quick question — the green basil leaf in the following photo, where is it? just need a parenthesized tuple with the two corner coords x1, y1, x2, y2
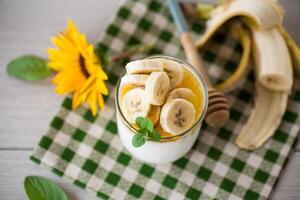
(132, 133, 147, 147)
(24, 176, 68, 200)
(148, 129, 161, 141)
(135, 117, 153, 132)
(7, 55, 51, 81)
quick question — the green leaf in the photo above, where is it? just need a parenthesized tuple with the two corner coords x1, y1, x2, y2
(95, 47, 109, 70)
(135, 117, 153, 132)
(132, 133, 147, 147)
(148, 128, 161, 141)
(7, 55, 51, 81)
(24, 176, 68, 200)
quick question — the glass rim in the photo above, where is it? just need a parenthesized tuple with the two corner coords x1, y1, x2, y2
(115, 55, 209, 142)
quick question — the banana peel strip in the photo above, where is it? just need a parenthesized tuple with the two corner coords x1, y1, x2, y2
(215, 21, 251, 92)
(235, 84, 289, 150)
(279, 26, 300, 75)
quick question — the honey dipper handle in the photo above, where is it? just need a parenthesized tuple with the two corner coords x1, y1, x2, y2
(167, 0, 229, 127)
(180, 32, 212, 88)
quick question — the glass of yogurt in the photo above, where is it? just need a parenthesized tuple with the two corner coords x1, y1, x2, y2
(115, 55, 208, 165)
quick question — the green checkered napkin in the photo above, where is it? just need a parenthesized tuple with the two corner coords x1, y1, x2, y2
(31, 0, 300, 199)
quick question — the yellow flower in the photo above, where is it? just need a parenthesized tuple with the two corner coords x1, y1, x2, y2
(48, 19, 108, 116)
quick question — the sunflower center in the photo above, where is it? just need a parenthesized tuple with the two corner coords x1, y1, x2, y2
(79, 54, 90, 78)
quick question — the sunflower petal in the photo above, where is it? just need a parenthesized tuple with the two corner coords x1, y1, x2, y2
(97, 93, 105, 110)
(88, 91, 98, 116)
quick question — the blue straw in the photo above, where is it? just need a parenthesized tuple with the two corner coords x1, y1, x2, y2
(166, 0, 188, 34)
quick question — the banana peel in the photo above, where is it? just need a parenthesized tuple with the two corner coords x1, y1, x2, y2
(279, 26, 300, 75)
(215, 21, 251, 92)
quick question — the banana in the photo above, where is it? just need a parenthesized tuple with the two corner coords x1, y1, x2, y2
(148, 58, 184, 88)
(196, 0, 283, 47)
(147, 105, 161, 124)
(235, 84, 289, 150)
(191, 0, 294, 150)
(167, 88, 196, 103)
(252, 27, 293, 91)
(121, 87, 151, 124)
(162, 59, 184, 88)
(160, 99, 196, 135)
(145, 72, 171, 105)
(120, 74, 148, 89)
(125, 59, 163, 74)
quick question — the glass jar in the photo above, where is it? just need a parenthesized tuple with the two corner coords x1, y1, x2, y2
(115, 55, 208, 164)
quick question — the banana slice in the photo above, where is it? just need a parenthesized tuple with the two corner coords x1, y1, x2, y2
(160, 99, 196, 135)
(121, 87, 151, 123)
(147, 106, 161, 124)
(120, 74, 149, 89)
(145, 72, 170, 105)
(167, 88, 196, 103)
(162, 59, 184, 88)
(125, 59, 163, 74)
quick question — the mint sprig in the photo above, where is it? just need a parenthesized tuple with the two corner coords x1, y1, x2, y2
(24, 176, 68, 200)
(132, 117, 161, 147)
(7, 55, 51, 81)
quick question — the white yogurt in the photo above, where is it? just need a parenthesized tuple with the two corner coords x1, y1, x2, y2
(116, 112, 201, 164)
(115, 55, 208, 165)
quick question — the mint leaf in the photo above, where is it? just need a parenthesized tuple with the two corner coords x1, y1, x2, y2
(95, 45, 109, 70)
(148, 128, 161, 141)
(7, 55, 51, 81)
(24, 176, 68, 200)
(132, 133, 147, 147)
(135, 117, 153, 132)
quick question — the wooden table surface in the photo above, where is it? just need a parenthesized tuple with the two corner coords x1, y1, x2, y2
(0, 0, 299, 199)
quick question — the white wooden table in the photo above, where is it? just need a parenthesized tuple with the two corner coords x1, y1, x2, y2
(0, 0, 299, 199)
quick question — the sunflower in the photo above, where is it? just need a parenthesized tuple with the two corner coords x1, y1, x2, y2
(48, 19, 108, 116)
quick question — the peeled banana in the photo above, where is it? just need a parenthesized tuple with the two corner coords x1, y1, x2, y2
(252, 27, 293, 91)
(235, 84, 289, 150)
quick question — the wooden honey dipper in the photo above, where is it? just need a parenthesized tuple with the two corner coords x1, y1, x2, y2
(167, 0, 230, 127)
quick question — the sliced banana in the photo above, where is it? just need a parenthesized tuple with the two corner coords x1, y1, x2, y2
(121, 87, 151, 123)
(167, 88, 196, 103)
(147, 106, 161, 124)
(162, 59, 184, 88)
(125, 59, 163, 74)
(120, 74, 148, 89)
(145, 72, 170, 105)
(160, 99, 196, 135)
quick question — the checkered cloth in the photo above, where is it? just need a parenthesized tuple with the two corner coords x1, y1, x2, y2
(31, 0, 300, 199)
